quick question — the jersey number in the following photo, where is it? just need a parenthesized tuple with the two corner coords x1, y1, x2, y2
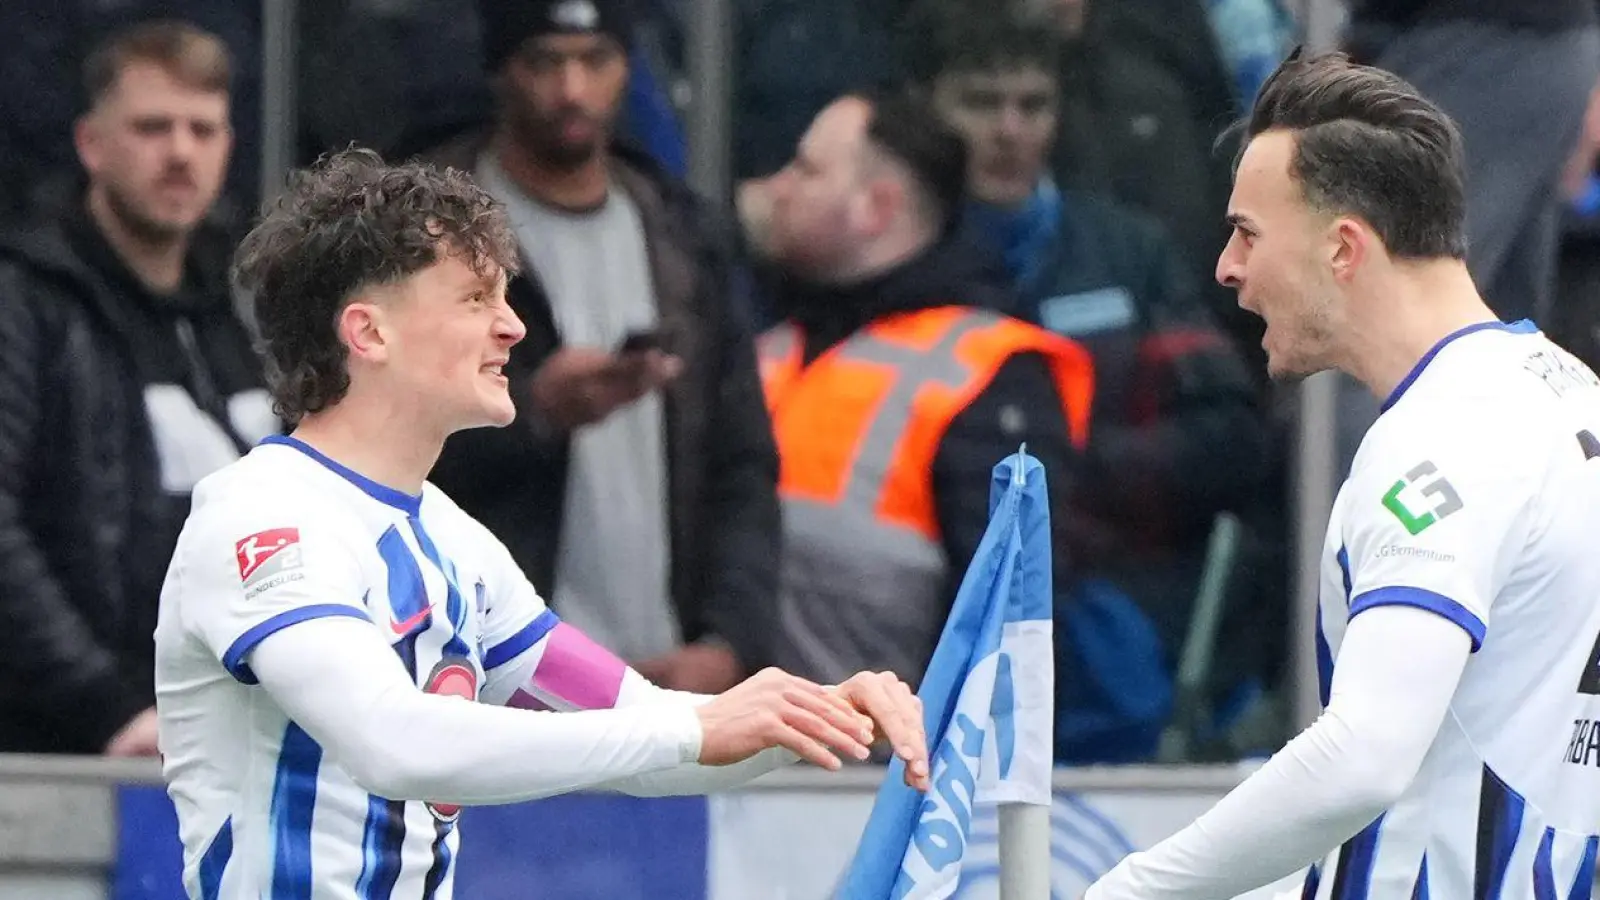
(1576, 431, 1600, 694)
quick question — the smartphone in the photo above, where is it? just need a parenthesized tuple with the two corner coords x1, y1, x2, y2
(616, 329, 663, 355)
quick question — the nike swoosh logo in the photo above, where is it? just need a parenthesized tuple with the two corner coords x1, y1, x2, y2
(390, 608, 432, 636)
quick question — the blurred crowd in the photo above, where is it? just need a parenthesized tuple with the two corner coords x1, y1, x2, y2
(2, 0, 1597, 766)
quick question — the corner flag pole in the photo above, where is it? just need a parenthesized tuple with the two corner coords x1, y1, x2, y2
(999, 802, 1052, 898)
(998, 455, 1050, 899)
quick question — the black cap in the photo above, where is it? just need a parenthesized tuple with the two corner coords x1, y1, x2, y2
(478, 0, 634, 72)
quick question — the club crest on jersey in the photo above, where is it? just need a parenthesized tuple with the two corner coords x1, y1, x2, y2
(235, 528, 305, 598)
(422, 655, 480, 822)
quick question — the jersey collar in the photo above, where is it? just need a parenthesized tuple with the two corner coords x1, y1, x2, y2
(1381, 319, 1538, 413)
(260, 434, 423, 517)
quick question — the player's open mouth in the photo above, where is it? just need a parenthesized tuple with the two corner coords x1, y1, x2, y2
(482, 362, 507, 383)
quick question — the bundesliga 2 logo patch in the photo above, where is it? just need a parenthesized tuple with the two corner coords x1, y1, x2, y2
(235, 527, 305, 599)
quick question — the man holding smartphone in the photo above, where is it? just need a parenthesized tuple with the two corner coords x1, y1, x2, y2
(424, 0, 779, 695)
(526, 328, 680, 429)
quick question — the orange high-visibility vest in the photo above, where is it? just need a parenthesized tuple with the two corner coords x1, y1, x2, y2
(757, 305, 1093, 686)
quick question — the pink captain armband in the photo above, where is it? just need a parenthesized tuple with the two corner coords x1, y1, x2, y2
(508, 622, 629, 712)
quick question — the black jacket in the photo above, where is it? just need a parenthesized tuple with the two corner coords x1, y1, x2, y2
(422, 137, 782, 673)
(767, 235, 1082, 609)
(0, 205, 264, 754)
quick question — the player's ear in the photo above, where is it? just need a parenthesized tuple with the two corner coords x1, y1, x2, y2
(1328, 216, 1368, 284)
(338, 297, 391, 364)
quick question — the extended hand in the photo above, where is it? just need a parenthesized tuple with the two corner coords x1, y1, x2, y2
(696, 668, 876, 770)
(835, 671, 930, 791)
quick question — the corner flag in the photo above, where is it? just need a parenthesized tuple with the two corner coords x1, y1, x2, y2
(836, 448, 1055, 900)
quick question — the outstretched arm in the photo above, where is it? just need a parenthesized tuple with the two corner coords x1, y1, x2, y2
(483, 614, 925, 796)
(251, 616, 704, 805)
(1084, 604, 1469, 899)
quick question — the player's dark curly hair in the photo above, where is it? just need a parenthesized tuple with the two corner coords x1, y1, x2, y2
(1241, 49, 1467, 260)
(232, 147, 521, 424)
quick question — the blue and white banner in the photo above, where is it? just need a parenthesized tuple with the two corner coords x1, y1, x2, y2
(705, 789, 1304, 900)
(836, 450, 1055, 900)
(111, 780, 1305, 899)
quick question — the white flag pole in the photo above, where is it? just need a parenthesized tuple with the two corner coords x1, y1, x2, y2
(998, 449, 1051, 898)
(998, 803, 1052, 898)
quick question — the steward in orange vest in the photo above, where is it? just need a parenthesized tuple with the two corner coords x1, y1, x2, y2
(758, 300, 1093, 688)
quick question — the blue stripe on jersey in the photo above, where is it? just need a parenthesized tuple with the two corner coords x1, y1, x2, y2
(1475, 766, 1526, 900)
(354, 795, 406, 900)
(1536, 828, 1559, 900)
(1572, 837, 1598, 900)
(1302, 864, 1321, 899)
(406, 518, 471, 660)
(1329, 814, 1384, 899)
(1412, 854, 1429, 900)
(484, 609, 561, 670)
(1349, 586, 1486, 652)
(421, 819, 456, 899)
(224, 605, 370, 684)
(378, 525, 432, 632)
(1315, 616, 1334, 709)
(1319, 545, 1353, 708)
(1536, 829, 1600, 900)
(197, 816, 233, 900)
(269, 723, 323, 900)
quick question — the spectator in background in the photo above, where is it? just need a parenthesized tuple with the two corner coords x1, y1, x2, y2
(296, 0, 688, 179)
(0, 20, 274, 755)
(422, 0, 780, 694)
(738, 91, 1092, 690)
(906, 0, 1275, 761)
(1346, 0, 1600, 328)
(0, 0, 263, 224)
(1024, 0, 1260, 376)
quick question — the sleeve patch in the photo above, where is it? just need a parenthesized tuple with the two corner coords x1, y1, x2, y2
(235, 528, 305, 598)
(1379, 461, 1464, 535)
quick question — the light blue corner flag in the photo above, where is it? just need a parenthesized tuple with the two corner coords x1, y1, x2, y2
(836, 448, 1055, 900)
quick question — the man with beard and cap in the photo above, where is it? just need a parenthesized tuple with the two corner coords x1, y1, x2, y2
(423, 0, 780, 695)
(737, 89, 1092, 690)
(0, 19, 275, 756)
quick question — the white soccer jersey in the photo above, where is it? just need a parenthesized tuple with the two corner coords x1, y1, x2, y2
(154, 435, 573, 900)
(1306, 320, 1600, 899)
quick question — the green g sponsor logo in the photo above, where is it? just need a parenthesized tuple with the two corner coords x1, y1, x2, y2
(1380, 461, 1463, 535)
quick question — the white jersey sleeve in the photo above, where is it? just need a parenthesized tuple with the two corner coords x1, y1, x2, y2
(467, 522, 796, 794)
(1082, 605, 1471, 900)
(175, 496, 371, 684)
(1338, 397, 1538, 650)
